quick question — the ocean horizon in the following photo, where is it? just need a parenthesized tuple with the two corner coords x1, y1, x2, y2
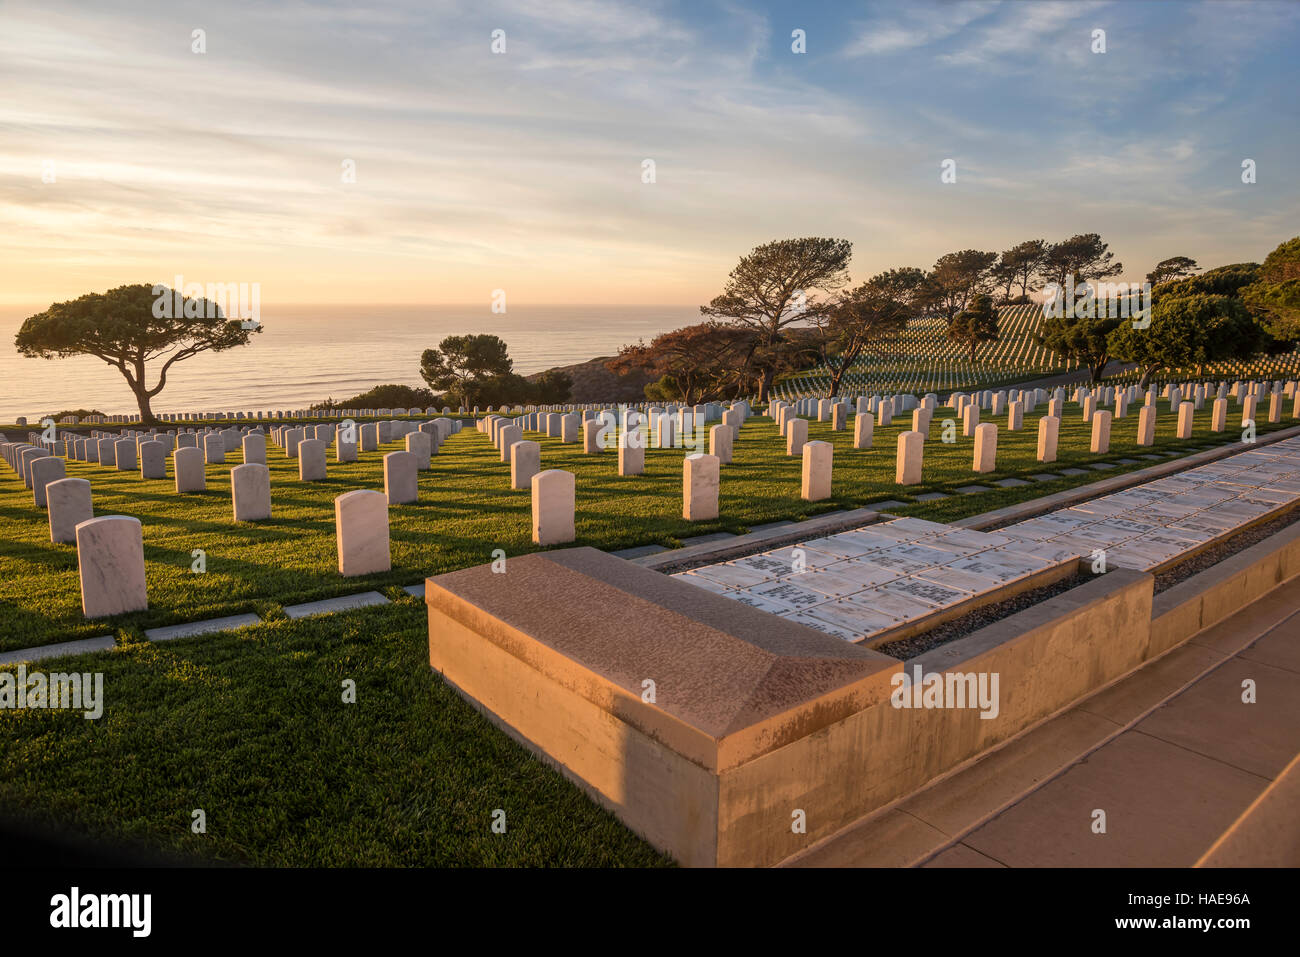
(0, 303, 698, 418)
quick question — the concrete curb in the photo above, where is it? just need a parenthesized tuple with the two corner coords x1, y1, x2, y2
(0, 635, 117, 666)
(0, 585, 426, 666)
(283, 591, 390, 619)
(1197, 750, 1300, 867)
(145, 613, 262, 642)
(1149, 514, 1300, 657)
(633, 506, 881, 572)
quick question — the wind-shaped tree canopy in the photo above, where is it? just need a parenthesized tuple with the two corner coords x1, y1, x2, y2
(16, 283, 260, 424)
(700, 237, 852, 401)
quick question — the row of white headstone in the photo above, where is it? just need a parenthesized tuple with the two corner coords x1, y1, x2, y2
(769, 373, 1297, 407)
(0, 416, 475, 619)
(10, 380, 1292, 427)
(2, 439, 136, 618)
(8, 376, 1298, 620)
(470, 401, 765, 543)
(766, 379, 1300, 485)
(10, 399, 738, 428)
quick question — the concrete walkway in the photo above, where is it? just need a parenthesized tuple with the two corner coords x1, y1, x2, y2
(784, 576, 1300, 867)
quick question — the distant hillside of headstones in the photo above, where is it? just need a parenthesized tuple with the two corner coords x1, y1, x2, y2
(778, 304, 1068, 400)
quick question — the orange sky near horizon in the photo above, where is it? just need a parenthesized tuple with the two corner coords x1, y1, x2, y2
(2, 1, 1297, 312)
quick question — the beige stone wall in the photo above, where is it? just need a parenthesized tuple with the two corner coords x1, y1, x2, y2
(427, 533, 1298, 866)
(1149, 519, 1300, 657)
(715, 570, 1152, 867)
(428, 606, 721, 867)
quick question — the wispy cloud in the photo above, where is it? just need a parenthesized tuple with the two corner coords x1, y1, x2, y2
(0, 0, 1295, 307)
(842, 1, 1001, 56)
(936, 1, 1107, 68)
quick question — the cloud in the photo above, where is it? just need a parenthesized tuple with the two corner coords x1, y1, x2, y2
(936, 1, 1108, 68)
(0, 0, 1295, 306)
(842, 1, 1001, 56)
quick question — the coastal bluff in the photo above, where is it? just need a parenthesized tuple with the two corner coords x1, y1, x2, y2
(527, 356, 653, 404)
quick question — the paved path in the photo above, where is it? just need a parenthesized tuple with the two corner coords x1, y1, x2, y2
(783, 578, 1300, 867)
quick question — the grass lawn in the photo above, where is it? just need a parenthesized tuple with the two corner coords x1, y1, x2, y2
(3, 399, 1294, 653)
(0, 398, 1294, 867)
(0, 602, 671, 865)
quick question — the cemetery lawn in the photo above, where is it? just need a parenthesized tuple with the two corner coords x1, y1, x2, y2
(0, 602, 672, 865)
(0, 402, 1292, 866)
(2, 399, 1293, 654)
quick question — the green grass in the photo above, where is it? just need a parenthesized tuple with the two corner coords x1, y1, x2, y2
(0, 602, 671, 866)
(2, 401, 1296, 867)
(3, 401, 1295, 653)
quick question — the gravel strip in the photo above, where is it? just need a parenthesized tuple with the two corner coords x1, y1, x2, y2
(876, 573, 1086, 660)
(1152, 502, 1300, 593)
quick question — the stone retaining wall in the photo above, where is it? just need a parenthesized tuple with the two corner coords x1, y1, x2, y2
(1149, 520, 1300, 658)
(427, 549, 1162, 865)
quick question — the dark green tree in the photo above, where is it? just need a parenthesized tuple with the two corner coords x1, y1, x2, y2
(946, 292, 999, 362)
(1154, 262, 1259, 300)
(15, 283, 261, 426)
(811, 274, 912, 397)
(529, 369, 573, 404)
(608, 323, 754, 405)
(990, 256, 1018, 303)
(1034, 313, 1122, 382)
(1243, 237, 1300, 341)
(929, 249, 998, 320)
(1041, 233, 1123, 289)
(1145, 256, 1200, 287)
(1000, 239, 1050, 299)
(644, 374, 682, 403)
(419, 334, 513, 409)
(865, 266, 940, 315)
(474, 372, 534, 408)
(1108, 293, 1266, 388)
(321, 383, 437, 410)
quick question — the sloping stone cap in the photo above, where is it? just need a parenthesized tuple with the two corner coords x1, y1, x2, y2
(426, 547, 897, 762)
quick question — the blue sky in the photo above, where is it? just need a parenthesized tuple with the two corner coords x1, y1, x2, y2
(0, 0, 1296, 306)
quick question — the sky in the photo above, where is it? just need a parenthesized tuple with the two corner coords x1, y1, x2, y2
(0, 0, 1297, 309)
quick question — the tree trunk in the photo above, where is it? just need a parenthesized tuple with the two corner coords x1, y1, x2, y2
(828, 367, 844, 399)
(757, 366, 775, 403)
(1138, 367, 1153, 390)
(1090, 357, 1108, 382)
(133, 385, 158, 426)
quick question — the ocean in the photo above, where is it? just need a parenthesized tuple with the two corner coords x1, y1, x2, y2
(0, 303, 698, 419)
